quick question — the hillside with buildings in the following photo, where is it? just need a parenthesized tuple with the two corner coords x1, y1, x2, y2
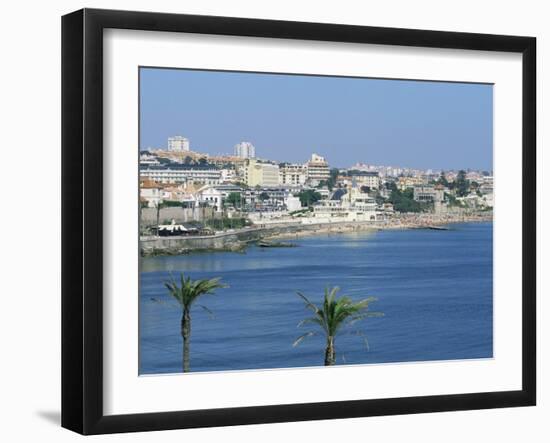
(139, 136, 493, 243)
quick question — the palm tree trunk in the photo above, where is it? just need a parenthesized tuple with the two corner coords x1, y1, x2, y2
(156, 202, 161, 236)
(181, 309, 191, 372)
(324, 336, 336, 366)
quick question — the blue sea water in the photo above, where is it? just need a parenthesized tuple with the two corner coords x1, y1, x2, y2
(139, 222, 493, 374)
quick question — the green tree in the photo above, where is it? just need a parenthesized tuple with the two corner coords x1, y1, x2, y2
(225, 192, 242, 208)
(205, 217, 247, 230)
(155, 200, 164, 235)
(372, 189, 386, 206)
(234, 181, 249, 189)
(259, 192, 270, 201)
(164, 274, 227, 372)
(293, 287, 383, 366)
(161, 200, 184, 208)
(298, 189, 322, 207)
(455, 170, 470, 197)
(438, 172, 449, 187)
(360, 185, 371, 194)
(318, 169, 340, 191)
(327, 168, 339, 191)
(385, 181, 397, 192)
(445, 192, 464, 208)
(388, 188, 425, 213)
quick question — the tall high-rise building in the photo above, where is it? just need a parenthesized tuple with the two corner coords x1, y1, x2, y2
(234, 141, 256, 159)
(167, 136, 190, 152)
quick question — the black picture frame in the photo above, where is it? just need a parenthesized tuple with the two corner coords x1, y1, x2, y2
(61, 8, 536, 435)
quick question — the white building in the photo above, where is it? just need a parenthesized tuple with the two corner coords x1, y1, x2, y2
(338, 172, 380, 190)
(279, 163, 307, 186)
(220, 168, 237, 183)
(285, 195, 302, 212)
(305, 153, 330, 185)
(167, 136, 190, 152)
(413, 185, 445, 203)
(234, 141, 256, 159)
(317, 187, 331, 199)
(139, 153, 160, 166)
(313, 185, 378, 221)
(140, 181, 161, 208)
(197, 185, 224, 212)
(243, 187, 301, 211)
(140, 166, 221, 185)
(479, 176, 494, 195)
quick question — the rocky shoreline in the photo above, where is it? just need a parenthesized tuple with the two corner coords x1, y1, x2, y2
(380, 212, 492, 229)
(264, 212, 492, 241)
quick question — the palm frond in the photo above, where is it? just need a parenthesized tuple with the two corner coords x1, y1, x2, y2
(296, 291, 319, 314)
(164, 278, 184, 305)
(297, 316, 325, 329)
(347, 313, 369, 326)
(163, 273, 227, 310)
(295, 286, 382, 350)
(197, 304, 215, 318)
(150, 296, 179, 307)
(352, 330, 370, 350)
(365, 311, 384, 318)
(292, 331, 316, 347)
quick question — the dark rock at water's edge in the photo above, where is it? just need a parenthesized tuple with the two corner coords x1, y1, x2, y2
(257, 240, 297, 248)
(141, 241, 247, 257)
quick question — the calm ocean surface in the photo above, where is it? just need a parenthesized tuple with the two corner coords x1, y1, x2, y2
(139, 222, 493, 374)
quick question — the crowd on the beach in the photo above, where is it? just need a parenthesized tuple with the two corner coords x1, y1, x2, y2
(380, 212, 493, 229)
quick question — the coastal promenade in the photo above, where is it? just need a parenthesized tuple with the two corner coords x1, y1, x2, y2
(140, 220, 373, 256)
(140, 211, 492, 256)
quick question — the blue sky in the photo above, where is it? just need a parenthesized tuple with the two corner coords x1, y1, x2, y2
(140, 68, 493, 170)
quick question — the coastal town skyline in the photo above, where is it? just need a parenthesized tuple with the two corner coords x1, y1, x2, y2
(139, 67, 493, 171)
(142, 136, 493, 176)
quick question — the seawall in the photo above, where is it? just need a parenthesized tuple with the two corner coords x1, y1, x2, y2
(140, 221, 377, 256)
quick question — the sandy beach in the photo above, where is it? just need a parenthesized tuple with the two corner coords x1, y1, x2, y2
(263, 212, 493, 241)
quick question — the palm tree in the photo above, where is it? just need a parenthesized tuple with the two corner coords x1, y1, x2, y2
(293, 286, 383, 366)
(164, 274, 227, 372)
(155, 199, 164, 236)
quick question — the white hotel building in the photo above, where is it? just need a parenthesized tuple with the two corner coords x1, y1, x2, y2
(140, 166, 222, 185)
(305, 153, 330, 185)
(279, 163, 307, 186)
(313, 186, 378, 221)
